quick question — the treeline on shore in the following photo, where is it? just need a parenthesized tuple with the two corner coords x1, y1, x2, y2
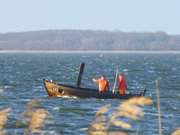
(0, 30, 180, 50)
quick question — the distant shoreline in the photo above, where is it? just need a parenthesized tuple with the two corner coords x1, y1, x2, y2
(1, 30, 180, 51)
(1, 50, 180, 54)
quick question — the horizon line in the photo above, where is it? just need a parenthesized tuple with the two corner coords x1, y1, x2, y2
(0, 29, 179, 36)
(1, 50, 180, 54)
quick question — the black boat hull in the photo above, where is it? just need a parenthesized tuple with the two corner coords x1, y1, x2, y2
(43, 79, 146, 99)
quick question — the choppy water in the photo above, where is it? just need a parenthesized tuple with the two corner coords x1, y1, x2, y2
(0, 52, 180, 135)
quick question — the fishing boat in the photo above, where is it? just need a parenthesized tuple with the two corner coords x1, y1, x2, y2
(43, 79, 146, 99)
(43, 63, 146, 99)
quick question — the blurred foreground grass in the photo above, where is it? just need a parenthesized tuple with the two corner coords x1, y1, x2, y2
(87, 97, 152, 135)
(0, 97, 179, 135)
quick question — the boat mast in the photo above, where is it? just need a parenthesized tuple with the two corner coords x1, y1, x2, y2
(77, 62, 85, 88)
(112, 69, 118, 94)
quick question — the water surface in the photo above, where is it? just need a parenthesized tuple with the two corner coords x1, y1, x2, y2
(0, 52, 179, 135)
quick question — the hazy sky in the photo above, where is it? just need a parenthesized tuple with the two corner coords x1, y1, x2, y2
(0, 0, 179, 34)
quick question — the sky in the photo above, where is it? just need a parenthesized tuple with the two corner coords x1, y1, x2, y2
(0, 0, 179, 34)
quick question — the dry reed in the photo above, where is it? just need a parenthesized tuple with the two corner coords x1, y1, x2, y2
(22, 100, 49, 135)
(171, 128, 180, 135)
(96, 104, 111, 116)
(156, 80, 163, 135)
(110, 97, 152, 129)
(108, 131, 128, 135)
(0, 108, 11, 135)
(22, 99, 40, 122)
(27, 109, 49, 133)
(88, 96, 153, 135)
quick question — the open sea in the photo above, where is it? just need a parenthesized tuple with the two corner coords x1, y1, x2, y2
(0, 52, 179, 135)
